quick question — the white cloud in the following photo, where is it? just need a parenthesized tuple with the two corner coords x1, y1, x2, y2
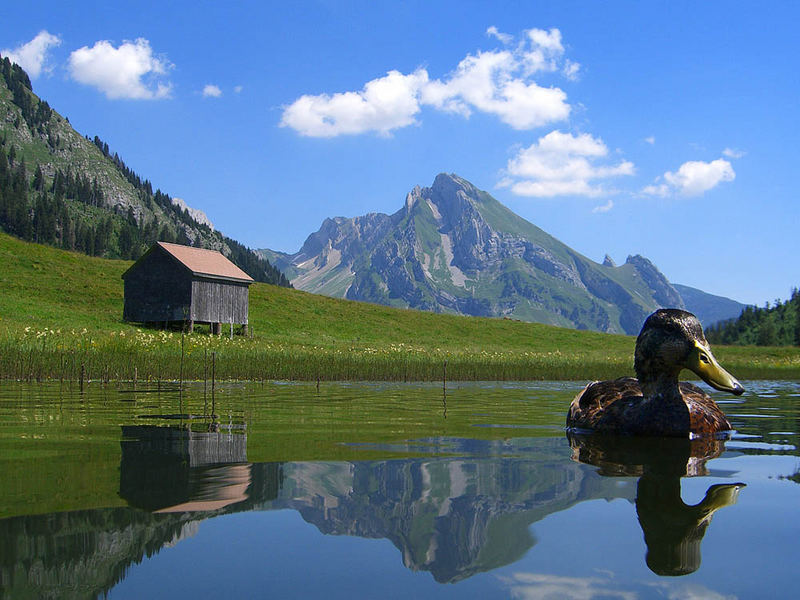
(504, 130, 634, 197)
(592, 199, 614, 213)
(281, 69, 428, 137)
(563, 59, 581, 81)
(644, 136, 655, 145)
(202, 84, 222, 98)
(1, 30, 61, 78)
(722, 147, 745, 158)
(642, 158, 735, 197)
(68, 38, 173, 100)
(641, 183, 670, 197)
(421, 48, 570, 130)
(281, 28, 576, 137)
(486, 26, 513, 45)
(234, 85, 243, 94)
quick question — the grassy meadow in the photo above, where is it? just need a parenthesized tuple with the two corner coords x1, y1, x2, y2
(1, 232, 799, 383)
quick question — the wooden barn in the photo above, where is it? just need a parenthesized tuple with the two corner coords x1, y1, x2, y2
(122, 241, 254, 334)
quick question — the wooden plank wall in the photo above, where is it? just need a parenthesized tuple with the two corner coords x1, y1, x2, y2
(190, 278, 249, 324)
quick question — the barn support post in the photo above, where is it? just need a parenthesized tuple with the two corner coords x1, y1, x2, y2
(242, 324, 248, 337)
(188, 320, 194, 333)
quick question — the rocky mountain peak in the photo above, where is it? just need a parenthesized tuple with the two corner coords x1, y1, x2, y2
(405, 186, 423, 211)
(603, 254, 617, 267)
(625, 254, 685, 309)
(171, 197, 214, 230)
(263, 174, 741, 333)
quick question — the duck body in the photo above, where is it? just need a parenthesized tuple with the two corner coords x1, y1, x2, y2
(567, 377, 732, 437)
(566, 309, 744, 438)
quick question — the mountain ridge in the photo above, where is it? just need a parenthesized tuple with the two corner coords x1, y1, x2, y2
(262, 173, 744, 334)
(0, 54, 289, 286)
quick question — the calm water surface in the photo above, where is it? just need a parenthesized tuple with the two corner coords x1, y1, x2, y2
(0, 379, 798, 599)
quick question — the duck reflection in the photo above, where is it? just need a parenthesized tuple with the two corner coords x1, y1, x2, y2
(567, 433, 745, 576)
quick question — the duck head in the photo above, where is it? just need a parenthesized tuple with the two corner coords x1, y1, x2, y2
(634, 309, 745, 397)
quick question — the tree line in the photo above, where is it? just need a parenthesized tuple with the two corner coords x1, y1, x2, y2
(1, 56, 52, 132)
(705, 289, 800, 346)
(0, 138, 290, 286)
(1, 142, 156, 258)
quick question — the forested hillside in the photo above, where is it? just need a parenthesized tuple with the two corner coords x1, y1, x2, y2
(705, 289, 800, 346)
(0, 55, 289, 286)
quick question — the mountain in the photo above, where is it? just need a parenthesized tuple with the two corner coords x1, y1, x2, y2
(263, 173, 741, 334)
(0, 55, 288, 286)
(672, 284, 748, 328)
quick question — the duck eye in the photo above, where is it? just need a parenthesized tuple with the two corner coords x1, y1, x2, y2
(699, 353, 710, 364)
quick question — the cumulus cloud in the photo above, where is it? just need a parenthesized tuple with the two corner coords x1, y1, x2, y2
(281, 27, 576, 137)
(202, 84, 222, 98)
(642, 158, 735, 197)
(281, 69, 429, 137)
(502, 130, 634, 197)
(68, 38, 173, 100)
(1, 30, 62, 78)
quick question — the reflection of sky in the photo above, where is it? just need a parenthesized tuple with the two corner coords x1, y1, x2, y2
(107, 457, 800, 599)
(12, 379, 797, 599)
(500, 572, 735, 600)
(106, 465, 800, 600)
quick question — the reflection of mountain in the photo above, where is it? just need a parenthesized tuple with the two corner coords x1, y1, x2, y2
(266, 439, 635, 583)
(0, 436, 635, 596)
(0, 508, 199, 600)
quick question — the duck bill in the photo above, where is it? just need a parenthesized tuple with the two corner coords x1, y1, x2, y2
(687, 343, 745, 395)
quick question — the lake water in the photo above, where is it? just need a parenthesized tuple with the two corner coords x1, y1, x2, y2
(0, 379, 798, 599)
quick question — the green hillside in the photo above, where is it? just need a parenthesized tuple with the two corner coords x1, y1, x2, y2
(706, 290, 800, 346)
(1, 232, 798, 382)
(0, 54, 288, 286)
(0, 230, 621, 352)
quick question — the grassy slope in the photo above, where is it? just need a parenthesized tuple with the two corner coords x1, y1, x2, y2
(0, 231, 127, 331)
(1, 231, 798, 380)
(0, 231, 624, 352)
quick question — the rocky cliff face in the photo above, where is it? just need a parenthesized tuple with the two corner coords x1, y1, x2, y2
(262, 173, 735, 334)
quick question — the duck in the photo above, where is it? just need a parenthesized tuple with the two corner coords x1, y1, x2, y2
(566, 309, 745, 437)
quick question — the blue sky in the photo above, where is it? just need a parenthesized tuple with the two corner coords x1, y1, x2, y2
(1, 0, 797, 306)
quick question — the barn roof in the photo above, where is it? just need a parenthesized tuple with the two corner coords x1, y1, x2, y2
(123, 242, 254, 283)
(157, 242, 254, 282)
